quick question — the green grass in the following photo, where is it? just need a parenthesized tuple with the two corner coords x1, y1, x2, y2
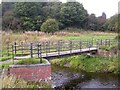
(50, 55, 119, 73)
(1, 75, 51, 88)
(1, 55, 12, 61)
(2, 58, 47, 69)
(58, 35, 116, 40)
(15, 58, 47, 65)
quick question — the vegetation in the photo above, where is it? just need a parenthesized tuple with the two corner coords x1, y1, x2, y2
(104, 14, 119, 32)
(2, 2, 118, 32)
(1, 30, 117, 58)
(41, 18, 59, 33)
(115, 34, 120, 40)
(1, 75, 51, 88)
(50, 55, 119, 73)
(1, 55, 12, 61)
(2, 58, 47, 69)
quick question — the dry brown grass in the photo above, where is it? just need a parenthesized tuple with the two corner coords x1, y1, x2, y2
(54, 31, 81, 36)
(2, 30, 117, 50)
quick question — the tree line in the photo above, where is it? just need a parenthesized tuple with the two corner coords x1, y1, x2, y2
(2, 2, 119, 32)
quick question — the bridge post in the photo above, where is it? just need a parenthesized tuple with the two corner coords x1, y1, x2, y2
(12, 45, 14, 64)
(40, 44, 42, 63)
(7, 43, 9, 56)
(21, 42, 23, 56)
(57, 40, 60, 55)
(48, 41, 50, 53)
(69, 40, 72, 54)
(45, 41, 48, 57)
(30, 43, 33, 58)
(37, 43, 40, 58)
(14, 42, 16, 56)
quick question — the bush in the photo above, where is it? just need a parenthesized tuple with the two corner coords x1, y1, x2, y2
(115, 35, 120, 41)
(40, 18, 59, 33)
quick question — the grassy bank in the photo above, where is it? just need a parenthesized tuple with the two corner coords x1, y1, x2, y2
(50, 55, 119, 74)
(1, 58, 47, 69)
(1, 75, 51, 88)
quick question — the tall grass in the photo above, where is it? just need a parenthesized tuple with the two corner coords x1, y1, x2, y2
(1, 75, 51, 88)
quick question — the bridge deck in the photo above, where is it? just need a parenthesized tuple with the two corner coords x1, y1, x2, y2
(14, 48, 98, 59)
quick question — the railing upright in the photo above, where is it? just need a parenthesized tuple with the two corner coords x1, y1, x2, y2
(12, 45, 14, 64)
(37, 43, 40, 58)
(45, 41, 48, 57)
(57, 40, 60, 55)
(7, 43, 9, 56)
(69, 40, 72, 54)
(40, 44, 42, 63)
(21, 42, 23, 56)
(14, 42, 16, 56)
(48, 41, 50, 53)
(30, 43, 33, 58)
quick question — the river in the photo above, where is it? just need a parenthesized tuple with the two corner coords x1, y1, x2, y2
(51, 65, 120, 89)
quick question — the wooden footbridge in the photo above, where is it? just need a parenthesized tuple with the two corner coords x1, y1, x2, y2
(7, 39, 115, 63)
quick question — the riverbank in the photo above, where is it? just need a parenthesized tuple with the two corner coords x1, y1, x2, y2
(51, 65, 119, 88)
(50, 54, 119, 74)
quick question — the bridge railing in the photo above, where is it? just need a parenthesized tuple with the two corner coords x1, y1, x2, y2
(7, 38, 117, 63)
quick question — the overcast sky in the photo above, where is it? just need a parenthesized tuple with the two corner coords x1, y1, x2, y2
(0, 0, 119, 18)
(61, 0, 119, 18)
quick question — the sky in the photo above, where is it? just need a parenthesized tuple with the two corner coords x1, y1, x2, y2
(0, 0, 119, 18)
(61, 0, 119, 18)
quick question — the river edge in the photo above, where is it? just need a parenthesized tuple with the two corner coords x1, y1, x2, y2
(51, 65, 120, 88)
(50, 54, 119, 74)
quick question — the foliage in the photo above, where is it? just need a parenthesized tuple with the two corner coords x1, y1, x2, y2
(15, 58, 46, 65)
(2, 58, 46, 69)
(1, 75, 50, 88)
(50, 55, 119, 73)
(59, 2, 88, 28)
(115, 34, 120, 41)
(1, 55, 12, 61)
(2, 2, 113, 31)
(14, 2, 44, 31)
(41, 18, 59, 33)
(104, 14, 118, 32)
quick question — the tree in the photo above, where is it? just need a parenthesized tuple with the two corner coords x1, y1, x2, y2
(14, 2, 44, 31)
(41, 18, 59, 33)
(14, 2, 42, 17)
(86, 14, 99, 30)
(59, 2, 88, 28)
(104, 14, 118, 32)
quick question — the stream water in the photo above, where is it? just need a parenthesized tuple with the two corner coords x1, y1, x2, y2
(51, 65, 119, 89)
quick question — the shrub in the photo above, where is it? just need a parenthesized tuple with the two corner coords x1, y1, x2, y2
(40, 19, 59, 33)
(115, 35, 120, 40)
